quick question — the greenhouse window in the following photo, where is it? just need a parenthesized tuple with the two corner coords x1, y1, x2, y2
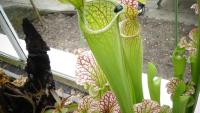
(0, 5, 78, 88)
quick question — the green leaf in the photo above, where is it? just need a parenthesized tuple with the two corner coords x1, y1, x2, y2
(188, 29, 199, 84)
(193, 1, 200, 110)
(147, 62, 161, 103)
(172, 46, 186, 80)
(173, 81, 186, 97)
(172, 81, 190, 113)
(173, 96, 190, 113)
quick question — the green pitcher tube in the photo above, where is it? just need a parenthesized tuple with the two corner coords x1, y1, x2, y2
(120, 19, 143, 102)
(76, 1, 135, 113)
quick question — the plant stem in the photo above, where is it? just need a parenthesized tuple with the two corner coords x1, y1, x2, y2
(175, 0, 179, 45)
(30, 0, 43, 26)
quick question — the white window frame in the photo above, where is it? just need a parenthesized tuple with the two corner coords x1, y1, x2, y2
(0, 5, 27, 61)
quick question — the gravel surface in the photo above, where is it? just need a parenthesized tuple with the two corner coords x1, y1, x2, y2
(33, 13, 89, 53)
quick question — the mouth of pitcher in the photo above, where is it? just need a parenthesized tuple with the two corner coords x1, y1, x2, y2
(119, 19, 140, 38)
(80, 0, 124, 34)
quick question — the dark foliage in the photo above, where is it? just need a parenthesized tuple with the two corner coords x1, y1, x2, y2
(0, 18, 56, 113)
(23, 18, 54, 91)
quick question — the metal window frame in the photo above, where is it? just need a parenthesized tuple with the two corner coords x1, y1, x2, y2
(0, 5, 27, 61)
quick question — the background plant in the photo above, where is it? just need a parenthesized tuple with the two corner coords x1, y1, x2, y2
(164, 2, 200, 112)
(75, 50, 110, 99)
(147, 63, 161, 103)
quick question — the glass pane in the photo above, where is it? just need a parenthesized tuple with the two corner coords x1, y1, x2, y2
(3, 6, 35, 40)
(0, 25, 20, 59)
